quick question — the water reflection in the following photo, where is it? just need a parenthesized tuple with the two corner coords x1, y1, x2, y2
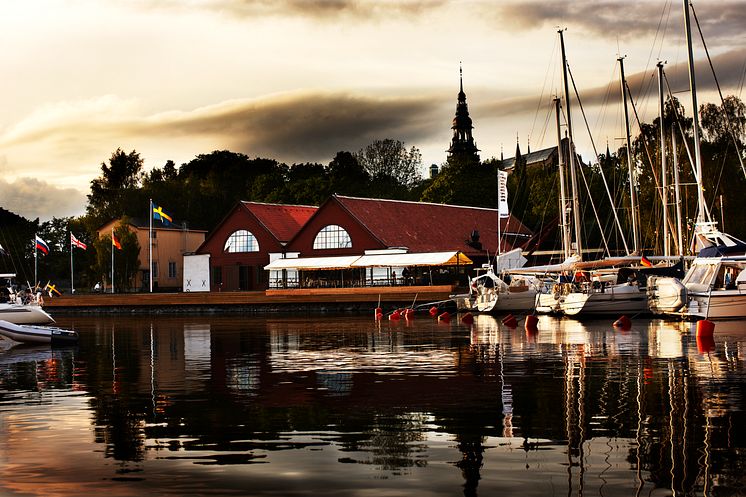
(0, 314, 744, 496)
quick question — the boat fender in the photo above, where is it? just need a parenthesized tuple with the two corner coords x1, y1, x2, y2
(460, 312, 474, 324)
(429, 306, 439, 317)
(389, 310, 401, 321)
(437, 311, 450, 322)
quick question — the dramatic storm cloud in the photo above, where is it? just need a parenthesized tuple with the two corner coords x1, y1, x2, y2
(496, 1, 746, 45)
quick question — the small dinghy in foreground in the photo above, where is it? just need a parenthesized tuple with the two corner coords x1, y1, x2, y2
(0, 319, 78, 345)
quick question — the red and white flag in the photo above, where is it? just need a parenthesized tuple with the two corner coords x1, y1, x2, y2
(71, 233, 87, 250)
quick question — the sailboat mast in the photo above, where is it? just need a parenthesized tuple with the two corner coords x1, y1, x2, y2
(657, 62, 670, 257)
(683, 0, 707, 225)
(554, 97, 571, 260)
(672, 124, 685, 256)
(619, 57, 640, 253)
(558, 29, 583, 260)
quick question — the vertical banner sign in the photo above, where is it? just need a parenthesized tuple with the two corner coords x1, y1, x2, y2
(498, 170, 510, 219)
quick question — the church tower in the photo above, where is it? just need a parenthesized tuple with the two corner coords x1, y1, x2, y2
(447, 65, 480, 163)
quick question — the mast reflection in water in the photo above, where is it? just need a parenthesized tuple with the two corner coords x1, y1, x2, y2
(0, 314, 744, 496)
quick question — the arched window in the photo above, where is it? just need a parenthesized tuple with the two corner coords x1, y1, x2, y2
(313, 225, 352, 249)
(224, 230, 259, 253)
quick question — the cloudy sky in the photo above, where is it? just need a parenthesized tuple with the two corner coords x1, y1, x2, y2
(1, 0, 744, 221)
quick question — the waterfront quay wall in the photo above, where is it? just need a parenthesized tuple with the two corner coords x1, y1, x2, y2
(44, 285, 455, 315)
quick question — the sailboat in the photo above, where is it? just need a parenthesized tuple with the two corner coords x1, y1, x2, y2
(467, 249, 540, 313)
(647, 1, 746, 320)
(463, 171, 540, 314)
(536, 30, 665, 317)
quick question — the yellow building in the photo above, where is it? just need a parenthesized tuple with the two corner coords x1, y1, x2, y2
(98, 218, 206, 291)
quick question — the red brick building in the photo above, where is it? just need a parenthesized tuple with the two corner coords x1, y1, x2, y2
(268, 195, 532, 288)
(198, 196, 533, 291)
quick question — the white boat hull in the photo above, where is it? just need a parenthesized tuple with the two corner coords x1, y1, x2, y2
(474, 289, 538, 314)
(535, 292, 562, 315)
(561, 285, 648, 316)
(0, 303, 54, 325)
(0, 319, 77, 345)
(686, 290, 746, 320)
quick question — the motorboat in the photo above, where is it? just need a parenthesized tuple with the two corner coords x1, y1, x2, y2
(1, 274, 55, 324)
(0, 302, 55, 325)
(648, 227, 746, 319)
(0, 319, 78, 345)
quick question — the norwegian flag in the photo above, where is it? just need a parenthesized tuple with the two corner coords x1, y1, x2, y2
(71, 232, 87, 250)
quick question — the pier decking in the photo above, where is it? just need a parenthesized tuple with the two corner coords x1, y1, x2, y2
(43, 285, 456, 314)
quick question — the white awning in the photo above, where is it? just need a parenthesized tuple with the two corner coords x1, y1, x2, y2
(264, 251, 473, 271)
(351, 251, 472, 267)
(264, 256, 360, 271)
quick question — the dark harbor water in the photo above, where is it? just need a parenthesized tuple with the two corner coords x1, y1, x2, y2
(0, 314, 744, 497)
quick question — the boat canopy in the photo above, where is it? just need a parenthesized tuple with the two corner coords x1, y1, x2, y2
(264, 251, 472, 271)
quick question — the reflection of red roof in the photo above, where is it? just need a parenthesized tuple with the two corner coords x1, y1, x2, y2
(334, 196, 533, 256)
(242, 202, 317, 243)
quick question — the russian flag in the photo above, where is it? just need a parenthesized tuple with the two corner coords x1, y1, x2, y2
(35, 235, 49, 255)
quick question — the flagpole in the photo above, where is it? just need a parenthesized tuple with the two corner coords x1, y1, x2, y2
(111, 227, 115, 294)
(149, 199, 153, 293)
(34, 235, 38, 287)
(70, 232, 75, 294)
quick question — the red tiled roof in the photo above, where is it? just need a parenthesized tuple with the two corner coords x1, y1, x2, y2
(334, 196, 533, 256)
(242, 202, 317, 243)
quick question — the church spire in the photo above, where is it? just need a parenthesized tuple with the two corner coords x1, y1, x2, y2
(447, 63, 480, 163)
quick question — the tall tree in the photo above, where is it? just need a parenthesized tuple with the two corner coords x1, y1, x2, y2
(86, 149, 145, 227)
(355, 139, 422, 190)
(327, 151, 370, 197)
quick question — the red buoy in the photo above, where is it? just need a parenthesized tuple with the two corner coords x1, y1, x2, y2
(461, 312, 474, 324)
(374, 307, 382, 319)
(524, 314, 539, 332)
(696, 319, 715, 338)
(613, 315, 631, 330)
(429, 306, 439, 317)
(375, 311, 383, 320)
(437, 311, 451, 322)
(389, 310, 401, 321)
(404, 308, 415, 320)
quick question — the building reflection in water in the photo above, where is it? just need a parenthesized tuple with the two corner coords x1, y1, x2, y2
(0, 314, 744, 496)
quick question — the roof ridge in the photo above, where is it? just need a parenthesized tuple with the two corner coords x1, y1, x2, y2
(241, 200, 318, 209)
(334, 195, 500, 213)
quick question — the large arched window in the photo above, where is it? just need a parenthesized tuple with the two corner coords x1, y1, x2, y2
(224, 230, 259, 253)
(313, 225, 352, 249)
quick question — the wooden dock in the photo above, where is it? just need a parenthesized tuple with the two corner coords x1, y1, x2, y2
(43, 285, 456, 313)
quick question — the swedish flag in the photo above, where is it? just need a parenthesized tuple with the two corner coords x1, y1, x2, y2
(153, 205, 173, 225)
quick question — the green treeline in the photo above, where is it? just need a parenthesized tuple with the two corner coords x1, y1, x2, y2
(1, 97, 744, 291)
